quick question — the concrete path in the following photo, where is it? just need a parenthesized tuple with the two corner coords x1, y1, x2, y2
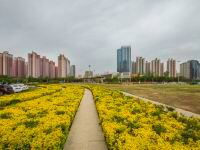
(122, 91, 200, 118)
(64, 89, 107, 150)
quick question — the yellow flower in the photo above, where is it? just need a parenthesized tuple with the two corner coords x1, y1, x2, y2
(0, 84, 84, 149)
(88, 85, 200, 150)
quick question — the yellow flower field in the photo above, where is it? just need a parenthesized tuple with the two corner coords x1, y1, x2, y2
(0, 85, 62, 107)
(89, 86, 200, 150)
(0, 84, 84, 149)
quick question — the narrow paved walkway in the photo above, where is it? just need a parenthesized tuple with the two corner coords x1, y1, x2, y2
(64, 89, 107, 150)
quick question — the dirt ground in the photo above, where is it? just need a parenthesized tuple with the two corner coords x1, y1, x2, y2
(102, 84, 200, 114)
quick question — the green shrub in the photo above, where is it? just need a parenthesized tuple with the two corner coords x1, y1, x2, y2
(152, 123, 166, 135)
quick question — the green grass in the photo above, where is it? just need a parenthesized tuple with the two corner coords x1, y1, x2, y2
(101, 84, 200, 114)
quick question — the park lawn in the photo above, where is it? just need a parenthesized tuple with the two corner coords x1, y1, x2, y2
(102, 84, 200, 114)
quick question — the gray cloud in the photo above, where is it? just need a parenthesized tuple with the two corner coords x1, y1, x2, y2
(0, 0, 200, 74)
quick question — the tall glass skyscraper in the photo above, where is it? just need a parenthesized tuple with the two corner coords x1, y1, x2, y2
(117, 46, 132, 73)
(190, 60, 200, 80)
(180, 60, 200, 80)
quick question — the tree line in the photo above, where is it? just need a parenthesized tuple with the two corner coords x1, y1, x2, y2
(0, 75, 199, 84)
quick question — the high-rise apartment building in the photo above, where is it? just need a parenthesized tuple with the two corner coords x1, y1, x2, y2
(0, 51, 73, 79)
(58, 54, 66, 78)
(150, 58, 164, 77)
(160, 63, 164, 77)
(58, 54, 70, 78)
(167, 58, 176, 78)
(145, 61, 151, 75)
(136, 57, 145, 75)
(28, 51, 56, 78)
(117, 46, 132, 73)
(55, 66, 58, 78)
(180, 62, 190, 79)
(180, 60, 200, 80)
(70, 65, 76, 77)
(49, 61, 56, 79)
(13, 57, 26, 78)
(41, 56, 50, 78)
(28, 52, 41, 78)
(0, 51, 13, 76)
(25, 62, 28, 77)
(0, 53, 2, 76)
(66, 58, 70, 76)
(132, 61, 137, 74)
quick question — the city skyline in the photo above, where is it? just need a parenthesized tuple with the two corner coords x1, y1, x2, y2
(0, 0, 200, 74)
(0, 51, 75, 78)
(0, 49, 199, 77)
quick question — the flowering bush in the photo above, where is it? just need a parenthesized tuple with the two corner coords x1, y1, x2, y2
(89, 86, 200, 150)
(0, 84, 84, 149)
(0, 84, 62, 107)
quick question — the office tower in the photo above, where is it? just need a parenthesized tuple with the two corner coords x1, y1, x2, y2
(70, 65, 76, 77)
(145, 61, 151, 75)
(13, 57, 26, 78)
(167, 58, 176, 77)
(28, 52, 41, 78)
(0, 51, 13, 76)
(136, 57, 145, 75)
(132, 61, 137, 74)
(58, 54, 70, 78)
(190, 60, 200, 80)
(189, 60, 200, 80)
(180, 60, 200, 80)
(117, 46, 132, 73)
(150, 58, 164, 77)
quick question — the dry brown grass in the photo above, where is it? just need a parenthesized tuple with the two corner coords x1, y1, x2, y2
(102, 84, 200, 114)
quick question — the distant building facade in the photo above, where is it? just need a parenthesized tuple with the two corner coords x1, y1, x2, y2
(66, 59, 70, 76)
(167, 58, 176, 78)
(136, 57, 145, 75)
(145, 61, 151, 75)
(117, 46, 132, 73)
(180, 60, 200, 80)
(132, 61, 137, 74)
(84, 71, 93, 78)
(0, 51, 13, 76)
(70, 65, 76, 77)
(41, 56, 49, 78)
(58, 54, 70, 78)
(28, 52, 41, 78)
(49, 61, 56, 79)
(0, 51, 74, 79)
(28, 51, 56, 78)
(55, 66, 58, 78)
(13, 57, 26, 78)
(150, 58, 164, 77)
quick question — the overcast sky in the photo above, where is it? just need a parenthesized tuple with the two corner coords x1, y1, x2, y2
(0, 0, 200, 75)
